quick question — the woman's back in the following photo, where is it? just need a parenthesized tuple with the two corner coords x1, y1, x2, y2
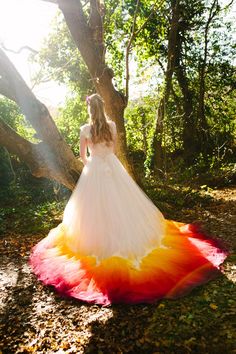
(80, 120, 116, 159)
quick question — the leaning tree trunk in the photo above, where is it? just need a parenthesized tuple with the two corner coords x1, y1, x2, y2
(52, 0, 135, 177)
(0, 49, 82, 190)
(151, 0, 180, 172)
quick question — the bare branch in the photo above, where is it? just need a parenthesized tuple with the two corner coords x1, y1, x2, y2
(0, 43, 38, 55)
(157, 59, 165, 73)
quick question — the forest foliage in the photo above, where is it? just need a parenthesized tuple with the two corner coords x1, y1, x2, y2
(0, 0, 236, 189)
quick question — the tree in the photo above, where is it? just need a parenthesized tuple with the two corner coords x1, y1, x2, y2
(174, 0, 205, 163)
(197, 0, 220, 153)
(151, 0, 180, 171)
(132, 0, 236, 166)
(0, 49, 82, 190)
(0, 0, 137, 189)
(40, 0, 136, 176)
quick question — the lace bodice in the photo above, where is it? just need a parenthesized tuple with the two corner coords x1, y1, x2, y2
(80, 121, 116, 158)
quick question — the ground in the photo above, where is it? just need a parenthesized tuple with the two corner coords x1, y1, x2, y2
(0, 185, 235, 354)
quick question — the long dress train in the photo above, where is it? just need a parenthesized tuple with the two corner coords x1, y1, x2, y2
(29, 121, 228, 305)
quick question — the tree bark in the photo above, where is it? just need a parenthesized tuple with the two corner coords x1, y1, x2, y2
(151, 0, 180, 172)
(197, 0, 218, 152)
(0, 49, 83, 190)
(175, 35, 199, 163)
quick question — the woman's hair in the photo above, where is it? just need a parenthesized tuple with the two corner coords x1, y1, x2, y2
(87, 93, 113, 145)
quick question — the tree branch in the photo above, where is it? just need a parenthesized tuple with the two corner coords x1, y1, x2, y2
(0, 48, 63, 143)
(223, 0, 235, 10)
(0, 117, 82, 189)
(0, 43, 38, 55)
(0, 49, 72, 152)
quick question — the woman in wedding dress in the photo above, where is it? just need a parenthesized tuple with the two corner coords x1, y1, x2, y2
(29, 94, 228, 305)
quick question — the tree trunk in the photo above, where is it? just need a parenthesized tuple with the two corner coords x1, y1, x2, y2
(197, 61, 211, 153)
(197, 0, 218, 154)
(140, 111, 148, 154)
(152, 101, 164, 171)
(175, 35, 199, 164)
(151, 0, 180, 172)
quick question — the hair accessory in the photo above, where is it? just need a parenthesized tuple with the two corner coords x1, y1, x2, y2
(86, 96, 91, 104)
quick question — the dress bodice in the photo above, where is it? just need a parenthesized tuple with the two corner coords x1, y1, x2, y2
(80, 121, 116, 158)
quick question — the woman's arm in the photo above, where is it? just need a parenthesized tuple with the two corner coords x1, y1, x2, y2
(79, 131, 88, 165)
(111, 121, 117, 154)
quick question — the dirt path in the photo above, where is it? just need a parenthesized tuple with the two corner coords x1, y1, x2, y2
(0, 187, 235, 354)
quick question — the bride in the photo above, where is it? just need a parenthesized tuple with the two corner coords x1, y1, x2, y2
(29, 94, 227, 305)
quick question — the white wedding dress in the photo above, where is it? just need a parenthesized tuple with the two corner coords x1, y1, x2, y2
(29, 121, 227, 305)
(63, 121, 164, 261)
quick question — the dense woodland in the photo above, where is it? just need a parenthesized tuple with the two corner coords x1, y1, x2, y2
(0, 0, 236, 353)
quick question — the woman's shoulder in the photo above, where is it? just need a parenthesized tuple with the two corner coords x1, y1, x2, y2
(80, 123, 90, 130)
(107, 120, 117, 133)
(80, 123, 91, 138)
(107, 119, 116, 126)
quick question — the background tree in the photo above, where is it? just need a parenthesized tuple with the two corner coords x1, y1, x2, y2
(0, 49, 83, 190)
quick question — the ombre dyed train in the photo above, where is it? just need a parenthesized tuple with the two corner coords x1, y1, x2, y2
(29, 122, 228, 305)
